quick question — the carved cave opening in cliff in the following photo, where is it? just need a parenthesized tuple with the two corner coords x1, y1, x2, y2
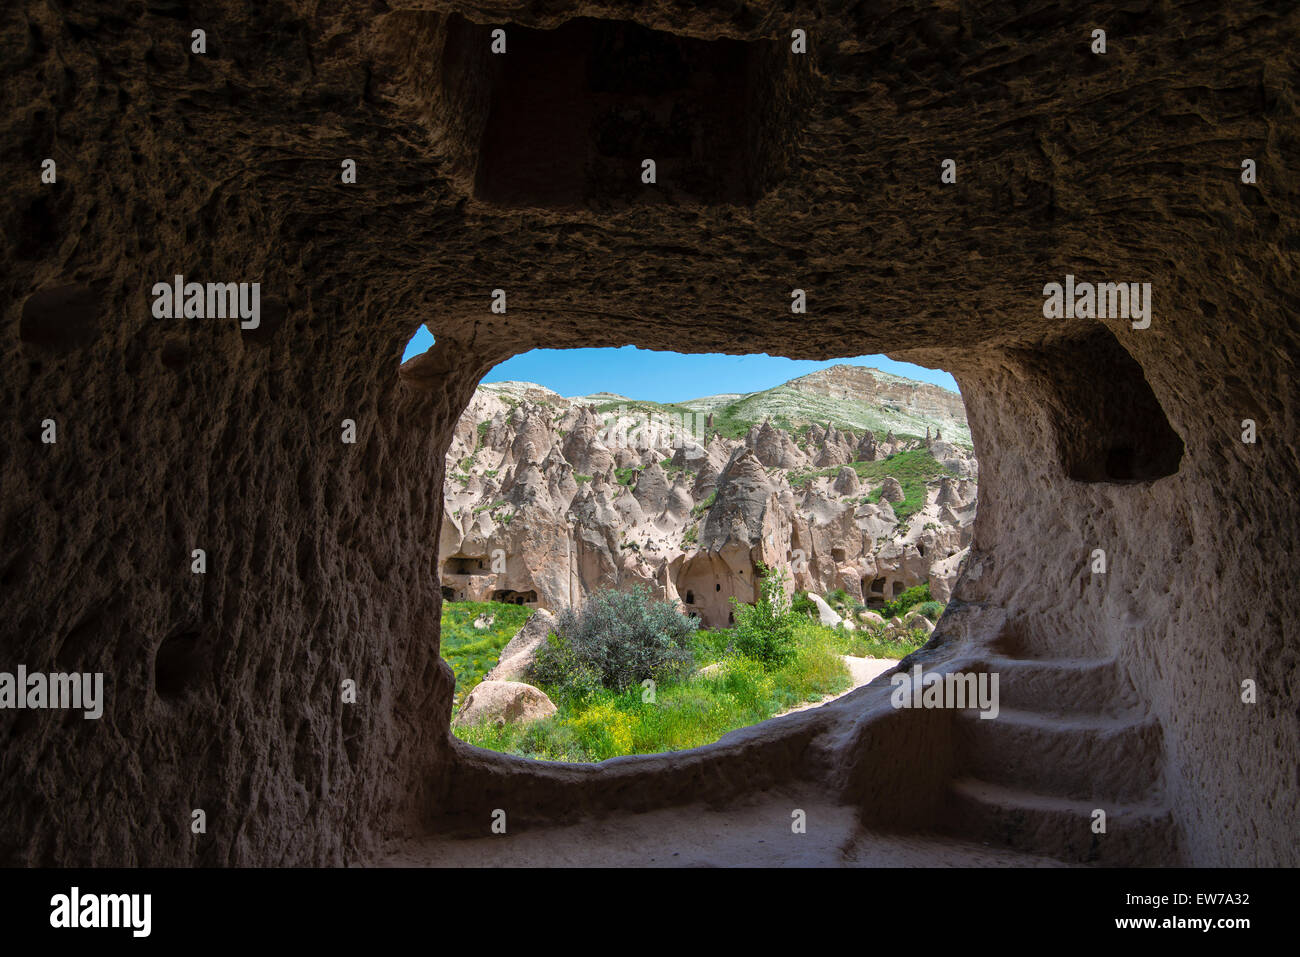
(430, 13, 810, 208)
(403, 336, 980, 763)
(1019, 323, 1184, 483)
(445, 556, 486, 575)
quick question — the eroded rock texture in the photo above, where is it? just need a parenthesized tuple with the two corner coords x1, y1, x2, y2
(1, 1, 1296, 866)
(438, 373, 977, 626)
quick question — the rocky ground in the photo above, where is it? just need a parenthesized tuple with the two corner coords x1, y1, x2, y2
(439, 364, 978, 626)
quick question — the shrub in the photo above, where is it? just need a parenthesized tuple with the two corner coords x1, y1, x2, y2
(879, 583, 932, 619)
(912, 600, 945, 622)
(531, 586, 697, 694)
(731, 566, 798, 668)
(790, 590, 817, 618)
(527, 633, 605, 701)
(691, 490, 717, 516)
(825, 587, 850, 609)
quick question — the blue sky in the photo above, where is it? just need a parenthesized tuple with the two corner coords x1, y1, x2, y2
(401, 326, 959, 401)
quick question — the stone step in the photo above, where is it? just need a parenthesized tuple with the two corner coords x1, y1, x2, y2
(953, 707, 1164, 802)
(976, 654, 1142, 715)
(943, 777, 1180, 865)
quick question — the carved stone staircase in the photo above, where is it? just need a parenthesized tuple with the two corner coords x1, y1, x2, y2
(939, 652, 1181, 865)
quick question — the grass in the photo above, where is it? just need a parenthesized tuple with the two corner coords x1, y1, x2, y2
(878, 584, 933, 620)
(691, 490, 716, 516)
(447, 607, 930, 763)
(834, 627, 929, 659)
(790, 448, 959, 521)
(698, 402, 758, 439)
(661, 458, 695, 482)
(440, 600, 533, 710)
(592, 398, 700, 419)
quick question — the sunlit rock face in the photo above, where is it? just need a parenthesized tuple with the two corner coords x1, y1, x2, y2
(438, 378, 977, 625)
(1, 0, 1296, 867)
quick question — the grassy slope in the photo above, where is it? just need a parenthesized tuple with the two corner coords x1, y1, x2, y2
(586, 381, 971, 448)
(440, 600, 533, 710)
(448, 610, 929, 763)
(790, 448, 962, 521)
(673, 383, 971, 446)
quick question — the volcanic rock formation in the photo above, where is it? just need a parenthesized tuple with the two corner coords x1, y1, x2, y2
(438, 377, 977, 625)
(1, 0, 1296, 869)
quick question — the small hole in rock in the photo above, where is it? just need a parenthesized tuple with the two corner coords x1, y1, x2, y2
(155, 630, 207, 700)
(20, 284, 99, 350)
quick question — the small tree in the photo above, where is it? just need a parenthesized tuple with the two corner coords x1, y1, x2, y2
(730, 565, 798, 668)
(532, 585, 697, 693)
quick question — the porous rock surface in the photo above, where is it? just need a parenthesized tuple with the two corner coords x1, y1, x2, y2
(0, 1, 1296, 866)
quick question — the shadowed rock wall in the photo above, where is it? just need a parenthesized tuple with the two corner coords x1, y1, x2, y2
(1, 0, 1296, 865)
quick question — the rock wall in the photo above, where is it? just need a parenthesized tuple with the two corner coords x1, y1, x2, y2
(1, 0, 1296, 866)
(439, 383, 976, 626)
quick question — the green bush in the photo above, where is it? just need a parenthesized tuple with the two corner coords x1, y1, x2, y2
(691, 490, 717, 516)
(879, 583, 932, 619)
(911, 600, 945, 622)
(790, 590, 817, 618)
(731, 566, 798, 667)
(531, 586, 698, 694)
(835, 625, 932, 659)
(526, 633, 606, 701)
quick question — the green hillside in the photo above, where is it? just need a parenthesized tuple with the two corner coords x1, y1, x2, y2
(492, 368, 973, 448)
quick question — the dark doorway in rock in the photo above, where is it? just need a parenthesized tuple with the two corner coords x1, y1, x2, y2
(469, 17, 806, 208)
(492, 589, 538, 605)
(154, 628, 210, 701)
(1018, 323, 1183, 483)
(444, 556, 484, 575)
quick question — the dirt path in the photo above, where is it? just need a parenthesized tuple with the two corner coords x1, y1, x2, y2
(776, 655, 897, 717)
